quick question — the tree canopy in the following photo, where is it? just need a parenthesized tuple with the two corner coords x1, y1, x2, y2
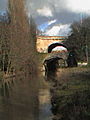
(63, 17, 90, 62)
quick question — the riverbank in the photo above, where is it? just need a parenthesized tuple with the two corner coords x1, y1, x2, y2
(50, 67, 90, 120)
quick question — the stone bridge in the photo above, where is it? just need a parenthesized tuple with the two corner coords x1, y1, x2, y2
(36, 36, 66, 53)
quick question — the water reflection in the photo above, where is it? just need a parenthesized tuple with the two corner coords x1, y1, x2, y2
(0, 75, 39, 120)
(39, 70, 57, 120)
(0, 70, 57, 120)
(39, 89, 52, 120)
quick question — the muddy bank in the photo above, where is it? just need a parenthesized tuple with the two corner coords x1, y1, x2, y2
(49, 67, 90, 120)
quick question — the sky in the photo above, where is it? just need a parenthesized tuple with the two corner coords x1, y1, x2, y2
(0, 0, 7, 10)
(0, 0, 90, 36)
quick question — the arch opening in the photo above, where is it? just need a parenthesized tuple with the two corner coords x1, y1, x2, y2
(48, 43, 68, 53)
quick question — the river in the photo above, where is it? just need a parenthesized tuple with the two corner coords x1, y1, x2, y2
(39, 71, 57, 120)
(0, 71, 55, 120)
(0, 75, 39, 120)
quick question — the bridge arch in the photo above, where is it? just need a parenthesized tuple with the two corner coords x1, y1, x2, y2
(48, 42, 68, 53)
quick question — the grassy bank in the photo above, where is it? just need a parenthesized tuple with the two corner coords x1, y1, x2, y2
(50, 67, 90, 120)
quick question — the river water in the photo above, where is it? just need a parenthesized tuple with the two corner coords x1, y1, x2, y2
(39, 71, 57, 120)
(0, 72, 54, 120)
(39, 89, 52, 120)
(0, 75, 39, 120)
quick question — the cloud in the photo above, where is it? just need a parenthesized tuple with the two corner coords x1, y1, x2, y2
(38, 19, 57, 32)
(1, 0, 90, 36)
(37, 6, 53, 17)
(67, 0, 90, 13)
(45, 24, 72, 36)
(45, 25, 61, 36)
(26, 0, 90, 24)
(48, 19, 57, 25)
(26, 0, 68, 18)
(29, 0, 90, 36)
(0, 0, 7, 10)
(26, 0, 85, 33)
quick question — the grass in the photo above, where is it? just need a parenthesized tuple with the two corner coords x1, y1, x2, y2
(0, 72, 3, 82)
(51, 66, 90, 120)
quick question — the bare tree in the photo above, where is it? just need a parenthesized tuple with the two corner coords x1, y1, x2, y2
(8, 0, 38, 75)
(0, 0, 39, 119)
(63, 17, 90, 62)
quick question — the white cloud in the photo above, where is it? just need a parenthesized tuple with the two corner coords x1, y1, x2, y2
(45, 25, 61, 36)
(48, 19, 57, 25)
(45, 24, 71, 36)
(67, 0, 90, 13)
(26, 0, 90, 27)
(37, 6, 53, 17)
